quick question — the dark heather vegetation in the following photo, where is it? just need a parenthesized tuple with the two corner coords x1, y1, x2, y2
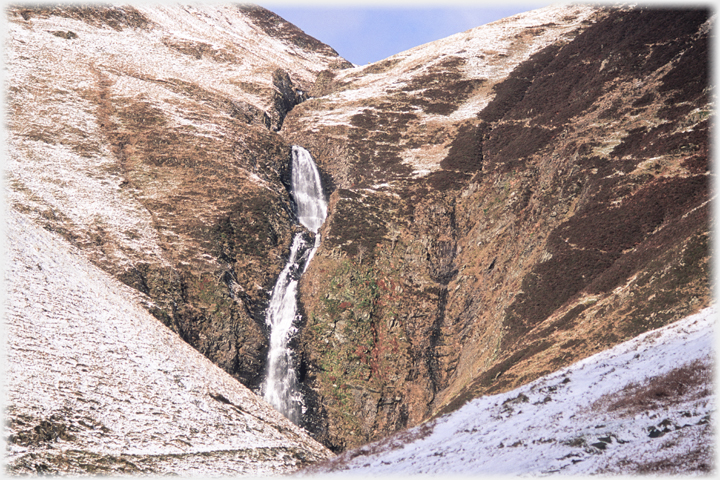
(280, 6, 711, 451)
(14, 5, 154, 30)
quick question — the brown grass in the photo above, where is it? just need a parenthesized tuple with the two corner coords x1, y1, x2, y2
(602, 441, 713, 475)
(592, 358, 712, 415)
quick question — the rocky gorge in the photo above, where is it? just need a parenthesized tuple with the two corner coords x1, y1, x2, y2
(5, 3, 714, 474)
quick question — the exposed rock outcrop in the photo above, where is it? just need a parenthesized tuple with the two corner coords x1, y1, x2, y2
(281, 5, 712, 451)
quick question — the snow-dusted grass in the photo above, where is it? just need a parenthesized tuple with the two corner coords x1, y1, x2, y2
(4, 210, 331, 475)
(304, 305, 715, 476)
(7, 138, 168, 271)
(6, 4, 343, 274)
(308, 4, 600, 127)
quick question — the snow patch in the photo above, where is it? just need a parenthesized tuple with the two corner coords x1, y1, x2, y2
(307, 305, 715, 476)
(5, 210, 331, 474)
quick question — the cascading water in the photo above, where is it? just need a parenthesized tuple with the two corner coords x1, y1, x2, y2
(262, 146, 327, 424)
(291, 146, 328, 235)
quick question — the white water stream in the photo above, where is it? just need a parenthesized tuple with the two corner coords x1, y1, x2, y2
(262, 146, 327, 424)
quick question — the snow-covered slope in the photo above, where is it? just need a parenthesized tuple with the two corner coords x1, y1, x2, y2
(4, 209, 332, 475)
(304, 306, 715, 475)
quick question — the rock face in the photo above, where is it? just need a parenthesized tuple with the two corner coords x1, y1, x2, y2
(281, 5, 712, 450)
(6, 1, 712, 466)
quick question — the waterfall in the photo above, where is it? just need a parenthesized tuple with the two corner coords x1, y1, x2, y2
(262, 146, 327, 424)
(261, 233, 307, 425)
(292, 146, 327, 234)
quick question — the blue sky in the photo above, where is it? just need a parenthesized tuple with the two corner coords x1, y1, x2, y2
(261, 4, 548, 65)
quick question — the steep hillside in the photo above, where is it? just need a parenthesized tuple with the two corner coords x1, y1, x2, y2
(282, 5, 712, 450)
(303, 306, 715, 475)
(5, 209, 332, 475)
(6, 4, 351, 392)
(5, 2, 713, 465)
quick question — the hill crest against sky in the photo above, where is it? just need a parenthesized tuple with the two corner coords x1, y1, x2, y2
(266, 4, 547, 65)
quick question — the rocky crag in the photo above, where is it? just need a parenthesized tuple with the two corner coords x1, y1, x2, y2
(6, 2, 712, 466)
(282, 5, 712, 451)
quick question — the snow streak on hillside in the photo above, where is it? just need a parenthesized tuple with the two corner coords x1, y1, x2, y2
(305, 306, 715, 475)
(301, 4, 598, 129)
(4, 210, 331, 475)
